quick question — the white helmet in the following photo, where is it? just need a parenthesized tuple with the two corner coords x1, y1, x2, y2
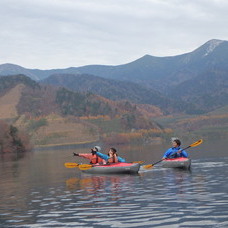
(171, 137, 179, 142)
(94, 146, 101, 152)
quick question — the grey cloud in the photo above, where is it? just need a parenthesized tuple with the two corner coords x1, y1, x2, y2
(0, 0, 228, 68)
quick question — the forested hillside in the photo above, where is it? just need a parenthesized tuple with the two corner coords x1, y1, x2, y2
(169, 70, 228, 112)
(42, 73, 201, 114)
(0, 75, 169, 148)
(0, 74, 38, 94)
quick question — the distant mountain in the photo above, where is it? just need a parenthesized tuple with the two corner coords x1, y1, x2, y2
(0, 39, 227, 87)
(0, 39, 227, 114)
(0, 64, 41, 80)
(42, 73, 201, 114)
(69, 39, 228, 91)
(169, 70, 228, 112)
(42, 73, 170, 108)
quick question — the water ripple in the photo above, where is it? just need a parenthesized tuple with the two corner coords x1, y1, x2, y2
(1, 158, 228, 227)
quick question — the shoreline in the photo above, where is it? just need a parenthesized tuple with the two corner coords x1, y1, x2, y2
(33, 140, 100, 151)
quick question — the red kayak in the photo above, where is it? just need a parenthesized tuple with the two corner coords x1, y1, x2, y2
(162, 157, 191, 169)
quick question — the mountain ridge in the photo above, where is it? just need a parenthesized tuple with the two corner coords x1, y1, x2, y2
(0, 39, 227, 84)
(0, 39, 227, 114)
(0, 74, 164, 120)
(42, 73, 200, 114)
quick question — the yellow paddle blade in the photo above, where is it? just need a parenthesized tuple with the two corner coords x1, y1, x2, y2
(143, 164, 154, 169)
(190, 139, 203, 148)
(132, 161, 144, 164)
(64, 162, 79, 168)
(78, 164, 93, 170)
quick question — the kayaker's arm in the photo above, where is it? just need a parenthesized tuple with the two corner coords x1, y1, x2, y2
(117, 156, 126, 162)
(77, 153, 94, 160)
(178, 149, 188, 158)
(169, 149, 188, 158)
(95, 151, 109, 161)
(162, 148, 173, 159)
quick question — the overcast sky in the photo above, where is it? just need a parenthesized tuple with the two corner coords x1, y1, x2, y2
(0, 0, 228, 69)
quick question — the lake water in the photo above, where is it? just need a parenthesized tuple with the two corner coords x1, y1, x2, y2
(0, 139, 228, 227)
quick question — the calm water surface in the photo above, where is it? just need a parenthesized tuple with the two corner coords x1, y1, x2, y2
(0, 140, 228, 227)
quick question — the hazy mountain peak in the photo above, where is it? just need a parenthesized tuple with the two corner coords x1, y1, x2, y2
(0, 63, 24, 70)
(204, 39, 225, 56)
(0, 63, 40, 80)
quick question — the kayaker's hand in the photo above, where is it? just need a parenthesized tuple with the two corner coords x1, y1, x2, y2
(91, 149, 96, 155)
(73, 153, 79, 156)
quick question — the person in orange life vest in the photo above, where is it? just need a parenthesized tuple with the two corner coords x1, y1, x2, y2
(93, 147, 126, 163)
(73, 146, 105, 164)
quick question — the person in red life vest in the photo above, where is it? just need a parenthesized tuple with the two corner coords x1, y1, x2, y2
(73, 146, 105, 164)
(93, 147, 126, 163)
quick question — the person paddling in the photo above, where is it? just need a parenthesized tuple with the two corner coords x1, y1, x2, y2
(93, 147, 126, 163)
(162, 138, 188, 159)
(73, 146, 105, 164)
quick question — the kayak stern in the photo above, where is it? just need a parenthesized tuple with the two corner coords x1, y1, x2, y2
(162, 157, 191, 170)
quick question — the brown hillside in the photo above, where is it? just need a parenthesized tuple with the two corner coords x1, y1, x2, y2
(34, 117, 99, 146)
(95, 95, 163, 118)
(0, 84, 25, 119)
(15, 115, 100, 147)
(136, 104, 163, 118)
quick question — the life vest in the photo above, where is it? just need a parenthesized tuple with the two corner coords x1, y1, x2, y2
(90, 155, 101, 164)
(108, 155, 118, 163)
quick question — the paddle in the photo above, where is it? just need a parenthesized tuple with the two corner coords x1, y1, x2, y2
(64, 162, 79, 168)
(78, 164, 93, 170)
(132, 161, 144, 164)
(143, 139, 203, 169)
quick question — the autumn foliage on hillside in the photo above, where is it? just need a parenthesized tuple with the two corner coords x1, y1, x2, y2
(56, 88, 114, 117)
(17, 85, 59, 116)
(0, 120, 31, 153)
(175, 114, 228, 131)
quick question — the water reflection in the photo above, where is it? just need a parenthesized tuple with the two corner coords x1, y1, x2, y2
(161, 168, 192, 196)
(66, 174, 141, 206)
(0, 151, 27, 162)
